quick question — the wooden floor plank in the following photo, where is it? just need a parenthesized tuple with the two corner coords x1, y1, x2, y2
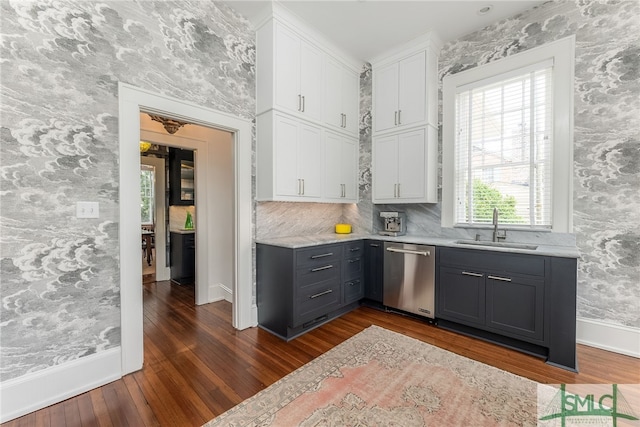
(3, 280, 639, 427)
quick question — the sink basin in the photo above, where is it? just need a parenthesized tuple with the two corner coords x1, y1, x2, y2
(454, 240, 538, 250)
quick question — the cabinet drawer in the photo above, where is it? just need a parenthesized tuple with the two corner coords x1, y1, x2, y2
(294, 280, 341, 326)
(439, 248, 545, 277)
(344, 279, 363, 304)
(297, 262, 340, 288)
(344, 256, 363, 278)
(344, 241, 363, 256)
(296, 244, 342, 268)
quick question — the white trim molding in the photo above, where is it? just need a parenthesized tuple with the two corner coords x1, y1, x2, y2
(577, 317, 640, 358)
(118, 82, 256, 377)
(0, 348, 121, 423)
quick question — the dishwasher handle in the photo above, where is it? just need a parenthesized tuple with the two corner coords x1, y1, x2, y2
(386, 247, 431, 257)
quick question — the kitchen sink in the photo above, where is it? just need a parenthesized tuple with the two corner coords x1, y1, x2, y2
(454, 240, 539, 250)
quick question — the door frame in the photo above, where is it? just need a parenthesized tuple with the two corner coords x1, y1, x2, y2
(118, 83, 254, 375)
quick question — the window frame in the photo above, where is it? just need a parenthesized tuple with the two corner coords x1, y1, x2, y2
(442, 36, 575, 233)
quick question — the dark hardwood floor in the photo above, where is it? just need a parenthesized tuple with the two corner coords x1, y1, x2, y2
(4, 280, 639, 426)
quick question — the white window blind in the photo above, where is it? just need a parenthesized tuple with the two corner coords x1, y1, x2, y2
(454, 60, 553, 228)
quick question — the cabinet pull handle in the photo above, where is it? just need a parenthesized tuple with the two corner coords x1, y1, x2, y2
(462, 271, 483, 277)
(301, 95, 305, 112)
(310, 289, 333, 299)
(397, 183, 400, 198)
(398, 109, 402, 124)
(298, 94, 302, 111)
(394, 111, 398, 125)
(343, 113, 347, 128)
(311, 252, 333, 259)
(394, 183, 397, 198)
(488, 275, 512, 282)
(297, 179, 302, 195)
(311, 264, 333, 272)
(369, 243, 380, 247)
(349, 247, 361, 252)
(348, 258, 360, 263)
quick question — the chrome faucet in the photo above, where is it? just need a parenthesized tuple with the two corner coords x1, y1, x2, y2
(492, 208, 506, 242)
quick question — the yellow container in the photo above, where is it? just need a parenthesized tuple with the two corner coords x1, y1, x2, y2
(335, 223, 352, 234)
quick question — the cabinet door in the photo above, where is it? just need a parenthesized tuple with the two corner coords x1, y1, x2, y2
(364, 240, 383, 303)
(397, 128, 426, 201)
(486, 275, 545, 342)
(324, 58, 344, 129)
(437, 266, 486, 327)
(274, 115, 300, 197)
(398, 51, 426, 128)
(372, 134, 399, 201)
(324, 132, 358, 202)
(274, 24, 300, 114)
(297, 122, 322, 198)
(342, 137, 358, 201)
(373, 63, 399, 133)
(299, 40, 323, 121)
(324, 131, 343, 199)
(342, 68, 360, 135)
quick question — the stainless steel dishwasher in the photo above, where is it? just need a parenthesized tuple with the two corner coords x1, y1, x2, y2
(383, 242, 436, 319)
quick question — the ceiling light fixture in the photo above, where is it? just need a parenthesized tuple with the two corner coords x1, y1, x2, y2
(148, 114, 189, 134)
(477, 4, 493, 15)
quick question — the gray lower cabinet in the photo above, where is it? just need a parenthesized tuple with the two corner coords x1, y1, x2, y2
(364, 240, 384, 303)
(257, 241, 364, 340)
(436, 246, 577, 371)
(170, 232, 195, 285)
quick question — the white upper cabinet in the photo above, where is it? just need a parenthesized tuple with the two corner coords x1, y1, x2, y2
(273, 23, 323, 121)
(371, 34, 441, 204)
(256, 10, 362, 203)
(372, 126, 438, 204)
(324, 131, 358, 203)
(324, 57, 359, 135)
(258, 111, 322, 201)
(374, 51, 426, 133)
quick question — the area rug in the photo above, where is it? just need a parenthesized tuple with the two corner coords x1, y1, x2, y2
(204, 325, 542, 426)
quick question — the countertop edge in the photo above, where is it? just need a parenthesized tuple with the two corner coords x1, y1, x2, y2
(255, 233, 580, 258)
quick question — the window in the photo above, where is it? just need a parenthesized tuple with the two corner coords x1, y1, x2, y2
(141, 164, 155, 225)
(442, 36, 575, 232)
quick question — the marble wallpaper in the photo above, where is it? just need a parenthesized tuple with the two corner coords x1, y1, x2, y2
(0, 0, 255, 381)
(370, 0, 639, 328)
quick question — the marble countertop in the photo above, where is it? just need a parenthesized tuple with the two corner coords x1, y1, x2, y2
(255, 233, 580, 258)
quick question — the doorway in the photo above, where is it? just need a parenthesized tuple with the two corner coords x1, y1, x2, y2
(118, 83, 254, 375)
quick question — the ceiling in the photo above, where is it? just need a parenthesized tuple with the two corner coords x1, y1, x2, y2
(223, 0, 545, 62)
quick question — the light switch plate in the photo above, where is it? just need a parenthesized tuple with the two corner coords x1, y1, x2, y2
(76, 201, 99, 218)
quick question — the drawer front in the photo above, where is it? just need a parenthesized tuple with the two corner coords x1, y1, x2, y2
(296, 244, 342, 268)
(439, 247, 546, 277)
(344, 241, 364, 257)
(297, 262, 340, 287)
(344, 256, 363, 278)
(294, 280, 341, 326)
(344, 279, 364, 304)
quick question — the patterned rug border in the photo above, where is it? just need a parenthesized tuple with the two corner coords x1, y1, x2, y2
(204, 325, 544, 426)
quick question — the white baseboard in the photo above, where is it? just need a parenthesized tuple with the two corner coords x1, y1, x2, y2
(208, 283, 232, 303)
(0, 347, 122, 423)
(577, 317, 640, 358)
